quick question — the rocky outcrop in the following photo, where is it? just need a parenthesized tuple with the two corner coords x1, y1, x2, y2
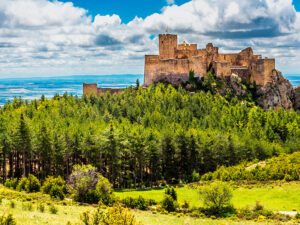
(294, 85, 300, 110)
(255, 70, 295, 110)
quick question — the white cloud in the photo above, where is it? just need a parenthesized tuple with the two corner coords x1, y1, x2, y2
(0, 0, 299, 78)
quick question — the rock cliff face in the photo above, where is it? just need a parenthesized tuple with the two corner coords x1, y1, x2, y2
(294, 85, 300, 110)
(255, 70, 295, 110)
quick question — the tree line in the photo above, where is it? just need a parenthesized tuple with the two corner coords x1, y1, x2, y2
(0, 84, 299, 188)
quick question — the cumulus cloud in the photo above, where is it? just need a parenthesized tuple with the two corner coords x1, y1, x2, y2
(0, 0, 299, 77)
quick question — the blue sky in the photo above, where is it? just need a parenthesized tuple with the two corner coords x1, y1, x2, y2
(58, 0, 191, 23)
(0, 0, 299, 77)
(59, 0, 299, 22)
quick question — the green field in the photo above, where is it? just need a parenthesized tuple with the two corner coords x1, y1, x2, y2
(0, 183, 299, 225)
(0, 199, 276, 225)
(115, 182, 300, 211)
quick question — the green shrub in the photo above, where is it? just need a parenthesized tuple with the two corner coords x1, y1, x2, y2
(17, 177, 28, 192)
(122, 196, 156, 210)
(136, 196, 147, 210)
(49, 185, 65, 200)
(161, 195, 178, 212)
(16, 175, 40, 193)
(0, 214, 16, 225)
(67, 165, 114, 205)
(191, 171, 200, 182)
(26, 175, 41, 193)
(199, 181, 233, 213)
(4, 178, 18, 190)
(42, 176, 67, 195)
(295, 213, 300, 219)
(49, 204, 58, 214)
(67, 165, 100, 204)
(96, 176, 113, 205)
(9, 200, 16, 209)
(165, 187, 177, 201)
(81, 204, 142, 225)
(122, 197, 136, 209)
(22, 202, 33, 211)
(37, 203, 45, 213)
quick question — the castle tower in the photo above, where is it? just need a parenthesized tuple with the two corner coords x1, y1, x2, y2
(159, 34, 178, 60)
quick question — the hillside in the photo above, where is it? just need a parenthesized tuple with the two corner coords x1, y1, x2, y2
(201, 152, 300, 182)
(0, 84, 299, 188)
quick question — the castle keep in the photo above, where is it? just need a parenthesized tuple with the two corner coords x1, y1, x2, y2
(144, 34, 276, 86)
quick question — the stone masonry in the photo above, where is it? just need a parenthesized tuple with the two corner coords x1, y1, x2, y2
(144, 34, 276, 87)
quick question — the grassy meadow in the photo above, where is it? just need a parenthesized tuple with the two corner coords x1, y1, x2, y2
(115, 182, 300, 211)
(0, 198, 278, 225)
(1, 183, 299, 224)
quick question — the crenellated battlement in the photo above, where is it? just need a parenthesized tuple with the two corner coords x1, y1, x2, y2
(144, 34, 276, 86)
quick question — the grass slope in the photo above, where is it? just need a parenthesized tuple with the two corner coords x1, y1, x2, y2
(115, 183, 300, 211)
(0, 199, 275, 225)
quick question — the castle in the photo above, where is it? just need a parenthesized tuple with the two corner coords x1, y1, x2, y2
(83, 83, 124, 96)
(144, 34, 276, 86)
(83, 33, 277, 96)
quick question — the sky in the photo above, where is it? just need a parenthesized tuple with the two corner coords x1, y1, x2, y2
(0, 0, 299, 78)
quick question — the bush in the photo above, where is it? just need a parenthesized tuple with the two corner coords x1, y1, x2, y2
(42, 176, 67, 196)
(165, 187, 177, 201)
(17, 177, 28, 192)
(26, 174, 41, 192)
(16, 175, 41, 193)
(4, 178, 18, 190)
(199, 181, 233, 213)
(37, 203, 45, 213)
(122, 196, 156, 210)
(81, 204, 142, 225)
(67, 165, 100, 204)
(161, 195, 178, 212)
(49, 204, 58, 214)
(0, 214, 16, 225)
(191, 171, 200, 182)
(96, 176, 113, 205)
(49, 185, 65, 200)
(9, 200, 16, 209)
(68, 165, 113, 204)
(22, 202, 33, 211)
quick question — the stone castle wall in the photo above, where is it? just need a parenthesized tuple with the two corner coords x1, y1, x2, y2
(144, 34, 276, 87)
(250, 58, 275, 86)
(83, 83, 124, 96)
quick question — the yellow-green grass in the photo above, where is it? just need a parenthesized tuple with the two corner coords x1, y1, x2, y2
(0, 199, 275, 225)
(0, 198, 91, 225)
(134, 211, 276, 225)
(0, 183, 299, 225)
(115, 182, 300, 211)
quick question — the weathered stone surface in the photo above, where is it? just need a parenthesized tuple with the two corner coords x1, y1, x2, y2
(83, 83, 124, 96)
(294, 85, 300, 110)
(255, 70, 295, 110)
(144, 34, 272, 86)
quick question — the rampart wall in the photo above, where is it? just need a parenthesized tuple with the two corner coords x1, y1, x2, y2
(250, 59, 275, 86)
(83, 83, 124, 96)
(145, 55, 206, 86)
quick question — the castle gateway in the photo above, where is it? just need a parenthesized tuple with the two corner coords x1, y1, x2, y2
(144, 34, 276, 86)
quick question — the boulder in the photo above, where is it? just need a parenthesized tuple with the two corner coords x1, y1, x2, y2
(255, 70, 295, 110)
(294, 85, 300, 110)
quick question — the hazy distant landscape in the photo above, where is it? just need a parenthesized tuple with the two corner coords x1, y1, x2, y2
(0, 75, 144, 106)
(0, 74, 298, 106)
